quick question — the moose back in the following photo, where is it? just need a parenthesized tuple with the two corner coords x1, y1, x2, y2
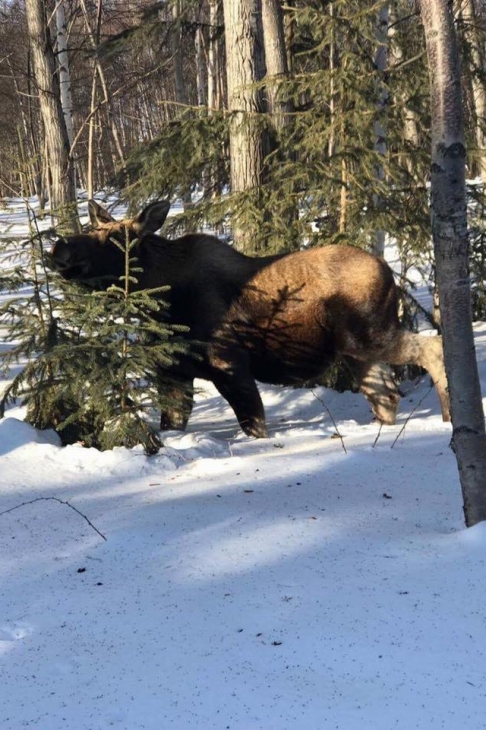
(51, 200, 450, 437)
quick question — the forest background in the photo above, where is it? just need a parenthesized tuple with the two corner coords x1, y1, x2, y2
(0, 0, 484, 258)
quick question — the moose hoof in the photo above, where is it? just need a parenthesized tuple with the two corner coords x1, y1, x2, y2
(160, 411, 189, 431)
(243, 421, 268, 438)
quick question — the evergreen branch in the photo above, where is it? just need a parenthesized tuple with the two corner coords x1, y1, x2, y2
(389, 50, 426, 74)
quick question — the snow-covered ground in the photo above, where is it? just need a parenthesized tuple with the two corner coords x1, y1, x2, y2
(1, 198, 485, 730)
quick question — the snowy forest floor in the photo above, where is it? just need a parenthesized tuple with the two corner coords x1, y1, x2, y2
(0, 197, 485, 730)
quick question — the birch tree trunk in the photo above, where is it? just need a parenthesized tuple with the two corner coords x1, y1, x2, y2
(25, 0, 78, 231)
(171, 0, 192, 215)
(372, 4, 389, 257)
(54, 1, 74, 149)
(421, 0, 486, 527)
(85, 0, 103, 199)
(328, 1, 336, 159)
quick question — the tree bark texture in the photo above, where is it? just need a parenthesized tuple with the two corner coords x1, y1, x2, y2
(421, 0, 486, 526)
(54, 0, 74, 148)
(208, 0, 224, 112)
(261, 0, 291, 134)
(25, 0, 78, 232)
(456, 0, 486, 180)
(222, 0, 268, 250)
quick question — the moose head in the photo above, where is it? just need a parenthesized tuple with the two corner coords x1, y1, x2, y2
(51, 200, 171, 284)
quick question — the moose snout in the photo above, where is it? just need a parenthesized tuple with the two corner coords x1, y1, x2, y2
(50, 238, 91, 280)
(51, 239, 78, 272)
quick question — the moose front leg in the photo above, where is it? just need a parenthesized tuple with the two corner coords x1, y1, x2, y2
(157, 373, 195, 431)
(213, 373, 268, 437)
(209, 349, 267, 438)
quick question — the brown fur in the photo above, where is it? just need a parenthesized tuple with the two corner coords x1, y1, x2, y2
(51, 200, 450, 437)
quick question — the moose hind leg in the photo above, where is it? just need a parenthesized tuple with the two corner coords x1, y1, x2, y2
(158, 375, 195, 431)
(350, 360, 400, 425)
(381, 331, 450, 422)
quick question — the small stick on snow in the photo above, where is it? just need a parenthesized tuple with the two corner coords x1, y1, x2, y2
(0, 496, 107, 541)
(310, 389, 347, 454)
(372, 421, 384, 448)
(391, 385, 434, 449)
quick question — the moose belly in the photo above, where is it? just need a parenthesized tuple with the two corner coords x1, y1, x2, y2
(237, 319, 337, 385)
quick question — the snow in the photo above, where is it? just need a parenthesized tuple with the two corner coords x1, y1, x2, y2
(1, 200, 486, 730)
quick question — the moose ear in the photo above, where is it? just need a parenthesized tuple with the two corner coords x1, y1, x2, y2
(88, 199, 115, 226)
(134, 200, 171, 234)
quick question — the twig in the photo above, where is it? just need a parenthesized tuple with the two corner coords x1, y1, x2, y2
(372, 421, 383, 448)
(311, 389, 347, 454)
(0, 496, 107, 541)
(390, 384, 434, 449)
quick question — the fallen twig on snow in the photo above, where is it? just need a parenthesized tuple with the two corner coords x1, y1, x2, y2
(0, 496, 107, 541)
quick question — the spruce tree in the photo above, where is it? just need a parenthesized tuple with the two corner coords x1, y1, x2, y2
(1, 221, 189, 455)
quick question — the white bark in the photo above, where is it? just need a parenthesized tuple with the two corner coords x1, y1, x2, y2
(421, 0, 486, 527)
(54, 0, 74, 148)
(373, 4, 389, 257)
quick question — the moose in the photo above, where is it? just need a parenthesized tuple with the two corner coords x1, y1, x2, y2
(51, 200, 450, 437)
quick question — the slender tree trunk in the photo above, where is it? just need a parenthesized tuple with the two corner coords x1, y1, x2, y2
(372, 4, 389, 257)
(339, 157, 348, 234)
(261, 0, 291, 134)
(25, 0, 78, 231)
(54, 0, 77, 196)
(261, 0, 297, 248)
(87, 70, 98, 200)
(54, 1, 74, 148)
(421, 0, 486, 527)
(6, 56, 36, 197)
(222, 0, 268, 250)
(456, 0, 486, 179)
(388, 4, 420, 176)
(195, 26, 207, 107)
(338, 54, 349, 235)
(208, 0, 223, 112)
(171, 0, 187, 107)
(79, 0, 126, 170)
(205, 0, 225, 207)
(26, 50, 46, 210)
(283, 0, 294, 74)
(85, 0, 103, 198)
(328, 1, 336, 159)
(170, 0, 192, 215)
